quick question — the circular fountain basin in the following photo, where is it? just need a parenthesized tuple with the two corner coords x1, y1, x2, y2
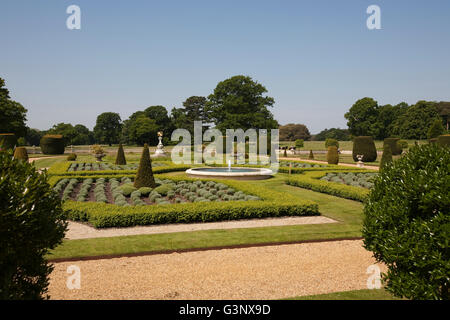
(186, 167, 273, 180)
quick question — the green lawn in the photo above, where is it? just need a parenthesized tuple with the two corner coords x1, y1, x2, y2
(47, 174, 365, 260)
(285, 288, 402, 300)
(280, 140, 426, 151)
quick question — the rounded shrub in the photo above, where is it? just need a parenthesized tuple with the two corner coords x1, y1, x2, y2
(352, 136, 377, 162)
(326, 146, 339, 164)
(115, 143, 127, 165)
(383, 138, 402, 155)
(437, 134, 450, 147)
(154, 184, 174, 196)
(119, 184, 137, 196)
(295, 139, 304, 148)
(138, 187, 153, 196)
(13, 147, 28, 161)
(0, 152, 67, 299)
(362, 144, 450, 300)
(40, 135, 65, 155)
(325, 138, 339, 148)
(0, 133, 17, 151)
(67, 153, 77, 161)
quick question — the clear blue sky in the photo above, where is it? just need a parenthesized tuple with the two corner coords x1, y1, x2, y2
(1, 0, 450, 134)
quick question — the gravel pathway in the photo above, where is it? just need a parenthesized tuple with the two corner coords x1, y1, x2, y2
(48, 240, 383, 300)
(66, 216, 337, 239)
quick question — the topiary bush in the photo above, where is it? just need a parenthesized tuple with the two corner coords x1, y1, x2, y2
(380, 143, 392, 168)
(67, 153, 77, 161)
(40, 135, 65, 155)
(383, 138, 402, 155)
(0, 133, 17, 151)
(352, 136, 377, 162)
(308, 150, 314, 160)
(437, 134, 450, 147)
(134, 143, 156, 188)
(326, 146, 339, 164)
(362, 144, 450, 300)
(0, 151, 67, 299)
(295, 139, 304, 148)
(13, 147, 28, 161)
(115, 143, 127, 165)
(325, 138, 339, 149)
(397, 139, 408, 150)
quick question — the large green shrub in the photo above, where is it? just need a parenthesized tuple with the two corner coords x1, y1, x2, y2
(40, 135, 65, 155)
(380, 143, 392, 168)
(0, 152, 67, 299)
(427, 119, 445, 139)
(363, 144, 449, 300)
(383, 138, 402, 155)
(326, 146, 339, 164)
(13, 147, 28, 161)
(437, 134, 450, 147)
(0, 133, 17, 151)
(325, 138, 339, 148)
(352, 136, 377, 162)
(115, 143, 127, 165)
(295, 139, 304, 148)
(134, 143, 156, 188)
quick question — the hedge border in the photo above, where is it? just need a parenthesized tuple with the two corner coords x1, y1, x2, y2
(285, 169, 376, 202)
(51, 174, 319, 228)
(47, 161, 190, 176)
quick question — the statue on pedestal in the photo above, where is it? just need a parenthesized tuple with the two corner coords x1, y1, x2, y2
(153, 131, 167, 158)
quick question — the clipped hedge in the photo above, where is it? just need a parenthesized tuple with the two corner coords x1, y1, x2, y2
(286, 170, 374, 202)
(50, 174, 319, 228)
(326, 146, 339, 165)
(0, 133, 17, 151)
(352, 136, 377, 162)
(47, 161, 190, 176)
(40, 135, 65, 155)
(13, 147, 28, 161)
(384, 138, 402, 155)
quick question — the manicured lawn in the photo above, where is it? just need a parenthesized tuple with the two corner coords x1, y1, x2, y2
(280, 140, 426, 151)
(285, 289, 402, 300)
(47, 174, 365, 260)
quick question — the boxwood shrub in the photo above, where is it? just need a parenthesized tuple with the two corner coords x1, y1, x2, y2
(40, 135, 65, 155)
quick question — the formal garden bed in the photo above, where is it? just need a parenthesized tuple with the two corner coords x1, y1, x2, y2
(67, 161, 168, 172)
(286, 169, 377, 202)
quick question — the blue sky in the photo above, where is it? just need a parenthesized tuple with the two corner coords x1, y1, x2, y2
(1, 0, 450, 134)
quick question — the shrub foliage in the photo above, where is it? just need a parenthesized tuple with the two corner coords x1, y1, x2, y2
(383, 137, 402, 155)
(352, 136, 377, 162)
(134, 143, 156, 188)
(115, 143, 127, 165)
(326, 146, 339, 164)
(40, 135, 65, 155)
(363, 144, 450, 300)
(13, 147, 28, 161)
(437, 134, 450, 147)
(0, 133, 17, 151)
(380, 143, 393, 168)
(0, 152, 67, 299)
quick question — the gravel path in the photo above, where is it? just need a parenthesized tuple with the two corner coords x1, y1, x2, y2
(48, 240, 383, 300)
(66, 216, 337, 239)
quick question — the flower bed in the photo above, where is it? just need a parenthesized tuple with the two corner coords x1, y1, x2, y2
(319, 172, 377, 189)
(50, 174, 319, 228)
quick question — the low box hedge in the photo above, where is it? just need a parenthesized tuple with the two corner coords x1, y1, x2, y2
(286, 169, 376, 202)
(50, 174, 319, 228)
(47, 161, 190, 176)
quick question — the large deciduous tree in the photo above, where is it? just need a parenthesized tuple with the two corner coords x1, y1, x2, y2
(344, 97, 380, 138)
(93, 112, 122, 146)
(0, 78, 28, 137)
(206, 75, 278, 132)
(279, 123, 311, 141)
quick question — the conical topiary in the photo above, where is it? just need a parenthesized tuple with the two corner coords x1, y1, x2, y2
(352, 136, 377, 162)
(308, 150, 314, 160)
(380, 143, 393, 168)
(134, 144, 156, 188)
(115, 143, 127, 165)
(13, 147, 28, 161)
(326, 146, 339, 164)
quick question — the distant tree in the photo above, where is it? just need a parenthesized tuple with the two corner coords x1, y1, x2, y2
(93, 112, 122, 146)
(345, 98, 380, 138)
(391, 101, 441, 139)
(313, 128, 350, 141)
(144, 105, 171, 128)
(72, 124, 95, 145)
(295, 139, 304, 148)
(279, 124, 311, 141)
(435, 101, 450, 131)
(47, 123, 76, 146)
(206, 75, 278, 132)
(25, 128, 44, 146)
(127, 115, 159, 146)
(0, 78, 28, 137)
(427, 119, 445, 139)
